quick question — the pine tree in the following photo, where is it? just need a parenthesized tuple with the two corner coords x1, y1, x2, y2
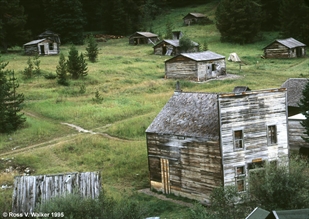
(298, 80, 309, 143)
(215, 0, 263, 44)
(56, 53, 68, 86)
(179, 36, 195, 52)
(78, 53, 88, 78)
(67, 45, 81, 79)
(85, 35, 99, 62)
(0, 60, 25, 133)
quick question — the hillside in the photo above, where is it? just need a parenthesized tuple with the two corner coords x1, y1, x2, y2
(0, 1, 308, 217)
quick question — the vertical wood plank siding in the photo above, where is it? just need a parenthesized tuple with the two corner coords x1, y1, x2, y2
(218, 90, 289, 187)
(147, 133, 222, 201)
(12, 172, 101, 213)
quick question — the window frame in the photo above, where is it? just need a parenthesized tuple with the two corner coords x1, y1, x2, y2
(233, 129, 244, 151)
(49, 43, 54, 50)
(235, 165, 246, 192)
(267, 125, 277, 146)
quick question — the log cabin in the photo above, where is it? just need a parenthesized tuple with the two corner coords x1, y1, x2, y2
(164, 51, 226, 81)
(146, 88, 289, 203)
(183, 13, 211, 25)
(153, 39, 199, 56)
(263, 38, 306, 58)
(129, 32, 159, 45)
(23, 38, 60, 55)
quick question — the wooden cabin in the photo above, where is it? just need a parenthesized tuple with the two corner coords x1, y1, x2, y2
(23, 38, 59, 55)
(263, 38, 306, 58)
(146, 88, 289, 203)
(164, 51, 226, 81)
(37, 30, 61, 45)
(153, 39, 199, 56)
(183, 13, 207, 25)
(129, 32, 159, 45)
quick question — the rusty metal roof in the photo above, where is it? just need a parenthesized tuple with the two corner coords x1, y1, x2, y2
(281, 78, 308, 107)
(146, 92, 219, 139)
(264, 37, 306, 49)
(166, 51, 225, 62)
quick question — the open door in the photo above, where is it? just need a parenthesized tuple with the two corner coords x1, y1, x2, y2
(161, 158, 170, 194)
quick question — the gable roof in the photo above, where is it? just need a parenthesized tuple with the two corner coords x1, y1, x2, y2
(131, 32, 158, 38)
(146, 92, 219, 140)
(154, 39, 199, 48)
(281, 78, 308, 107)
(166, 51, 225, 62)
(184, 12, 206, 18)
(23, 39, 47, 46)
(264, 38, 306, 49)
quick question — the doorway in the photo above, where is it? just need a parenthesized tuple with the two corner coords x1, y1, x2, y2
(40, 45, 45, 55)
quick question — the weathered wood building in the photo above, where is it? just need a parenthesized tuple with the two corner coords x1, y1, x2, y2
(23, 38, 59, 55)
(146, 88, 289, 203)
(165, 51, 226, 81)
(37, 30, 61, 45)
(129, 32, 159, 45)
(153, 39, 199, 56)
(263, 38, 306, 58)
(288, 113, 309, 153)
(12, 172, 101, 213)
(183, 13, 207, 25)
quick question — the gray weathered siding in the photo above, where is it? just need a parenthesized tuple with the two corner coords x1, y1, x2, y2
(165, 58, 197, 79)
(12, 172, 101, 213)
(218, 89, 289, 188)
(288, 115, 309, 151)
(147, 133, 222, 202)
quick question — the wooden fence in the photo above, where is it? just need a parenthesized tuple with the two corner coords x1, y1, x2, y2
(12, 172, 101, 213)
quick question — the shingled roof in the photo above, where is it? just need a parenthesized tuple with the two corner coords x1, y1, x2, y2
(281, 78, 308, 107)
(146, 92, 219, 140)
(264, 37, 306, 49)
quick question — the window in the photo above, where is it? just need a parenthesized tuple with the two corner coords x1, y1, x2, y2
(49, 43, 54, 50)
(235, 166, 246, 192)
(212, 63, 216, 71)
(234, 130, 244, 150)
(267, 125, 277, 145)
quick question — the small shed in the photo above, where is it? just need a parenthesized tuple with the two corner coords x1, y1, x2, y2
(281, 78, 308, 116)
(263, 38, 306, 58)
(165, 51, 226, 81)
(183, 13, 207, 25)
(23, 38, 59, 55)
(129, 32, 159, 45)
(146, 88, 288, 202)
(153, 39, 199, 56)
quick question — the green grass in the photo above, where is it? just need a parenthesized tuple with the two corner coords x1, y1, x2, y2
(0, 1, 309, 217)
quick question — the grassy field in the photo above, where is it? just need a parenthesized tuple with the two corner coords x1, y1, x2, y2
(0, 1, 308, 218)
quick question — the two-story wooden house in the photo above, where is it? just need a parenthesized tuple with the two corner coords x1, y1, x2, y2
(146, 88, 289, 203)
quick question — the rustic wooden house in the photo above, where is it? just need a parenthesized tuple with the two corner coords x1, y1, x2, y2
(263, 38, 306, 58)
(37, 30, 61, 45)
(183, 13, 207, 25)
(164, 51, 226, 81)
(153, 39, 199, 56)
(129, 32, 159, 45)
(146, 88, 289, 203)
(23, 38, 59, 55)
(12, 172, 101, 213)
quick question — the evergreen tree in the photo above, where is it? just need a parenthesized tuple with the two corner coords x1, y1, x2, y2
(0, 60, 25, 133)
(260, 0, 280, 31)
(215, 0, 263, 44)
(0, 0, 31, 52)
(164, 21, 173, 39)
(56, 53, 68, 86)
(279, 0, 309, 45)
(67, 45, 88, 80)
(78, 53, 88, 78)
(43, 0, 86, 45)
(111, 0, 127, 35)
(179, 36, 195, 52)
(85, 35, 99, 63)
(299, 80, 309, 143)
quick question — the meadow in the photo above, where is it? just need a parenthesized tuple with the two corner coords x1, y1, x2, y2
(0, 1, 308, 217)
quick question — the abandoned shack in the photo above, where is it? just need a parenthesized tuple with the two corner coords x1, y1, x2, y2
(183, 13, 210, 25)
(153, 39, 199, 56)
(129, 32, 159, 45)
(263, 37, 306, 58)
(23, 38, 59, 55)
(164, 51, 226, 81)
(146, 87, 289, 203)
(12, 172, 101, 213)
(37, 30, 61, 45)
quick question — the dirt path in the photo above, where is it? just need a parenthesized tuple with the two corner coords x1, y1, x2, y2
(138, 188, 194, 208)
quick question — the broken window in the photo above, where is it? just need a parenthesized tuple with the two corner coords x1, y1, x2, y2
(234, 130, 244, 150)
(49, 43, 54, 50)
(235, 166, 246, 192)
(267, 125, 277, 145)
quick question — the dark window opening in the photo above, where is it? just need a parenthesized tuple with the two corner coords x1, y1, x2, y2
(267, 125, 277, 145)
(234, 130, 243, 150)
(49, 43, 54, 50)
(235, 166, 246, 192)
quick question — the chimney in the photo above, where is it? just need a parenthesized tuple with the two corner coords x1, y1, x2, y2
(175, 81, 182, 94)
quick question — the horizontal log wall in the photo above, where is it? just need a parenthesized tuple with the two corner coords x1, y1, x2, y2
(165, 59, 197, 79)
(264, 43, 291, 58)
(219, 90, 289, 188)
(147, 133, 222, 202)
(12, 172, 101, 213)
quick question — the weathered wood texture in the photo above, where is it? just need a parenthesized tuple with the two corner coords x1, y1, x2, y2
(219, 89, 289, 188)
(24, 39, 59, 55)
(288, 117, 309, 151)
(263, 38, 306, 58)
(147, 133, 222, 202)
(12, 172, 101, 213)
